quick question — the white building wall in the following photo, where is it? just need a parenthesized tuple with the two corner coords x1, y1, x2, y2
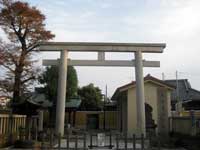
(125, 82, 171, 135)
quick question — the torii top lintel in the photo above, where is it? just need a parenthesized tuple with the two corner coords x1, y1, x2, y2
(37, 42, 166, 53)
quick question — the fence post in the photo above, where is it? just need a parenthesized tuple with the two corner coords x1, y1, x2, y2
(84, 132, 86, 150)
(28, 118, 31, 140)
(41, 132, 45, 150)
(58, 133, 61, 150)
(116, 134, 119, 150)
(35, 123, 38, 141)
(124, 133, 127, 150)
(19, 127, 22, 141)
(141, 133, 144, 150)
(89, 134, 93, 149)
(75, 134, 78, 150)
(8, 113, 13, 143)
(133, 134, 136, 150)
(109, 132, 112, 149)
(158, 138, 161, 150)
(149, 132, 152, 149)
(67, 133, 69, 150)
(50, 131, 53, 150)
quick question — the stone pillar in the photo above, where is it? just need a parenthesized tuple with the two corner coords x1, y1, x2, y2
(3, 118, 5, 134)
(38, 110, 44, 131)
(0, 117, 3, 134)
(68, 111, 71, 125)
(73, 111, 76, 127)
(135, 51, 146, 136)
(55, 49, 68, 135)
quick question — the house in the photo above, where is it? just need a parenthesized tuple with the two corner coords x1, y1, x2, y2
(112, 74, 174, 136)
(165, 79, 200, 111)
(65, 98, 82, 128)
(65, 99, 118, 130)
(12, 92, 52, 116)
(164, 79, 200, 135)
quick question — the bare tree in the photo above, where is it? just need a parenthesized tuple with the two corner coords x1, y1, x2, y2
(0, 0, 54, 107)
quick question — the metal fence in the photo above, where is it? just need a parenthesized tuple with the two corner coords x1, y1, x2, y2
(40, 130, 153, 150)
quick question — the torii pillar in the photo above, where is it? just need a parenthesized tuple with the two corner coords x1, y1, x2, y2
(55, 49, 68, 135)
(135, 51, 146, 136)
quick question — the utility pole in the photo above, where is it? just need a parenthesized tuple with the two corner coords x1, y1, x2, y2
(176, 71, 179, 101)
(103, 85, 107, 130)
(162, 72, 165, 80)
(176, 71, 182, 115)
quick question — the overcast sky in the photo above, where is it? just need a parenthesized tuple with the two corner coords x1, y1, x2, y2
(1, 0, 200, 97)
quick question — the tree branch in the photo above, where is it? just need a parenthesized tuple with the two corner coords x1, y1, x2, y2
(23, 24, 28, 38)
(21, 76, 35, 84)
(7, 52, 18, 66)
(2, 63, 15, 73)
(26, 42, 38, 53)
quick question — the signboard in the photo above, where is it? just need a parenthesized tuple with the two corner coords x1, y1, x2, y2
(97, 133, 105, 146)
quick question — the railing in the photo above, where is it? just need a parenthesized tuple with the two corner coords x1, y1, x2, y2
(0, 114, 26, 135)
(39, 130, 154, 150)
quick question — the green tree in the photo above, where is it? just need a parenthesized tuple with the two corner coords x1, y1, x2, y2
(39, 65, 78, 102)
(78, 83, 102, 110)
(39, 65, 78, 127)
(67, 66, 79, 100)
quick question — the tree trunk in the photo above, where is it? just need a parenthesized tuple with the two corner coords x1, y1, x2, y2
(13, 46, 26, 106)
(13, 72, 21, 103)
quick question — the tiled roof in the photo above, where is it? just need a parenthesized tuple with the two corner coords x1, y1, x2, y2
(27, 93, 52, 107)
(65, 98, 82, 108)
(117, 74, 174, 92)
(165, 79, 200, 102)
(111, 74, 175, 100)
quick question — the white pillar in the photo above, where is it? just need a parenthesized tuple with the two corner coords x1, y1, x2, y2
(56, 49, 68, 135)
(38, 110, 44, 131)
(135, 51, 146, 136)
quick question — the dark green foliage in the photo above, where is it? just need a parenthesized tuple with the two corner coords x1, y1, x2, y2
(78, 83, 102, 110)
(39, 66, 78, 102)
(39, 66, 58, 102)
(39, 65, 78, 127)
(67, 66, 78, 100)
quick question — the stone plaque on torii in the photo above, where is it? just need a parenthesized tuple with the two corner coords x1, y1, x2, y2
(37, 42, 166, 136)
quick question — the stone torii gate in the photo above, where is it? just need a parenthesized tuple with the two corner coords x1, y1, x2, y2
(38, 42, 166, 136)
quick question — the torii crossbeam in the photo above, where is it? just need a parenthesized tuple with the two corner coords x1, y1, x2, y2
(37, 42, 166, 136)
